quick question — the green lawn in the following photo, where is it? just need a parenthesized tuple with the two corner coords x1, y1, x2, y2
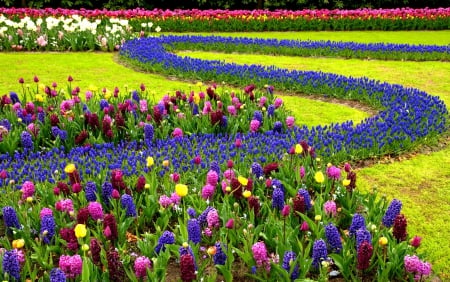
(0, 30, 449, 278)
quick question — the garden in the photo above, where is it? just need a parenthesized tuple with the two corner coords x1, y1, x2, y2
(0, 7, 449, 282)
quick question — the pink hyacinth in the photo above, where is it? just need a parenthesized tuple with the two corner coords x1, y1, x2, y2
(274, 98, 283, 108)
(21, 181, 35, 200)
(259, 96, 267, 107)
(252, 242, 270, 272)
(201, 184, 215, 200)
(134, 256, 152, 278)
(227, 105, 237, 116)
(207, 209, 219, 228)
(170, 192, 181, 205)
(139, 100, 148, 113)
(234, 138, 242, 147)
(324, 200, 337, 217)
(202, 101, 212, 114)
(286, 116, 295, 129)
(223, 169, 235, 180)
(404, 255, 432, 280)
(231, 97, 240, 105)
(85, 91, 93, 101)
(40, 208, 53, 219)
(172, 128, 183, 138)
(159, 195, 171, 208)
(250, 119, 260, 133)
(59, 254, 82, 279)
(326, 165, 341, 180)
(88, 202, 104, 220)
(56, 199, 74, 212)
(299, 166, 305, 179)
(206, 170, 219, 186)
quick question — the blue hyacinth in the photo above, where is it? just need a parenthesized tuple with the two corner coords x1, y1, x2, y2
(325, 223, 342, 253)
(2, 250, 20, 280)
(85, 181, 97, 202)
(382, 199, 402, 227)
(282, 251, 299, 280)
(187, 219, 201, 244)
(121, 194, 137, 217)
(40, 215, 56, 244)
(312, 239, 328, 268)
(349, 213, 366, 237)
(155, 231, 175, 254)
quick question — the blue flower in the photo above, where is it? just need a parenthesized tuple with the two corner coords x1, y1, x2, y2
(2, 250, 20, 280)
(213, 242, 227, 265)
(325, 223, 342, 253)
(312, 239, 328, 268)
(297, 189, 311, 211)
(382, 199, 402, 227)
(155, 231, 175, 254)
(21, 131, 33, 150)
(187, 219, 201, 244)
(251, 162, 263, 178)
(349, 213, 366, 237)
(282, 251, 299, 280)
(50, 268, 67, 282)
(121, 194, 137, 217)
(85, 181, 97, 202)
(2, 206, 21, 234)
(40, 215, 56, 244)
(272, 187, 284, 210)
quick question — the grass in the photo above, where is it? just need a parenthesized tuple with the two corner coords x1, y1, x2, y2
(0, 30, 449, 277)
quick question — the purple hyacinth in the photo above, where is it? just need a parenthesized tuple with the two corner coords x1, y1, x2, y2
(85, 181, 97, 202)
(272, 187, 284, 210)
(144, 123, 154, 146)
(356, 228, 372, 251)
(21, 131, 33, 150)
(2, 250, 20, 280)
(297, 189, 311, 211)
(50, 268, 67, 282)
(251, 162, 263, 178)
(271, 178, 284, 192)
(154, 231, 175, 254)
(349, 213, 366, 237)
(187, 208, 197, 218)
(2, 206, 21, 234)
(253, 110, 263, 123)
(273, 121, 283, 133)
(99, 99, 109, 110)
(187, 219, 201, 244)
(325, 223, 342, 253)
(282, 251, 299, 280)
(120, 194, 137, 217)
(267, 104, 275, 117)
(9, 91, 20, 104)
(101, 181, 113, 206)
(132, 90, 140, 103)
(40, 215, 56, 244)
(382, 199, 402, 227)
(213, 242, 227, 265)
(1, 118, 11, 131)
(312, 239, 328, 268)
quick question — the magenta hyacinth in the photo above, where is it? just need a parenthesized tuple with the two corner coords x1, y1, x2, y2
(88, 202, 104, 221)
(326, 165, 341, 180)
(324, 200, 337, 217)
(285, 116, 295, 129)
(201, 184, 215, 200)
(206, 170, 219, 186)
(134, 256, 152, 278)
(172, 127, 183, 138)
(252, 241, 270, 272)
(59, 254, 82, 279)
(250, 119, 260, 133)
(21, 180, 35, 200)
(206, 208, 219, 228)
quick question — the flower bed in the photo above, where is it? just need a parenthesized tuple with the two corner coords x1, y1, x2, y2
(0, 118, 433, 281)
(164, 35, 450, 61)
(119, 35, 448, 161)
(1, 7, 450, 31)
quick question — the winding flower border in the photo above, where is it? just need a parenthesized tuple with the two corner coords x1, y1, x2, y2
(119, 35, 448, 157)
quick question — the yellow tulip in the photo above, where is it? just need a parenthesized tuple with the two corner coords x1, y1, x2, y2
(238, 176, 248, 186)
(12, 239, 25, 249)
(243, 190, 252, 198)
(379, 237, 388, 246)
(64, 163, 76, 174)
(343, 179, 351, 186)
(162, 160, 169, 167)
(74, 224, 87, 238)
(295, 144, 303, 154)
(146, 156, 154, 167)
(314, 171, 325, 183)
(175, 184, 188, 197)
